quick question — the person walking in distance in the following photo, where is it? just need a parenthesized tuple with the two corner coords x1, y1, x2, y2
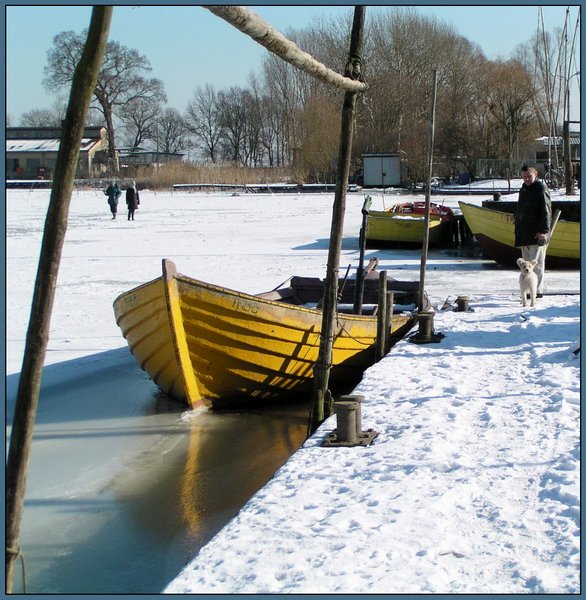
(105, 181, 121, 219)
(514, 165, 552, 297)
(126, 181, 140, 221)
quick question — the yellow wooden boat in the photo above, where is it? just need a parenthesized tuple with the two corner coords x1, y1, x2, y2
(113, 260, 418, 408)
(459, 201, 580, 269)
(365, 202, 455, 248)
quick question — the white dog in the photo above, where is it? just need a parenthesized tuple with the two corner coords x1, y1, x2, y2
(517, 258, 539, 307)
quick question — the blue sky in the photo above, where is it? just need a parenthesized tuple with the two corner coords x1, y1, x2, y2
(5, 4, 580, 125)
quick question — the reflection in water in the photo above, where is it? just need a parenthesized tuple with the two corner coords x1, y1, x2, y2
(17, 397, 312, 594)
(179, 400, 310, 537)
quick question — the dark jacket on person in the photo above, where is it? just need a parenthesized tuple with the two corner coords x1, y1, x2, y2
(126, 186, 140, 209)
(514, 179, 552, 247)
(105, 184, 121, 205)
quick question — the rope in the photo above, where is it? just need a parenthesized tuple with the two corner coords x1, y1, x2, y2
(205, 6, 368, 93)
(7, 545, 27, 593)
(335, 319, 375, 347)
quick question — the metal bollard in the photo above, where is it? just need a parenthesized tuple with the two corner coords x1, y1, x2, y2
(334, 400, 357, 444)
(340, 394, 364, 436)
(321, 394, 378, 447)
(409, 310, 444, 344)
(456, 295, 469, 312)
(417, 311, 435, 341)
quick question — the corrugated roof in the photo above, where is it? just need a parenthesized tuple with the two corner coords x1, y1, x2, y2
(6, 138, 99, 152)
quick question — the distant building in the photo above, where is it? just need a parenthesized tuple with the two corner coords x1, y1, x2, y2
(6, 126, 110, 179)
(532, 133, 581, 173)
(118, 147, 185, 170)
(472, 132, 581, 180)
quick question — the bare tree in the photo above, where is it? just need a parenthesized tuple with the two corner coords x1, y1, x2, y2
(435, 35, 485, 179)
(368, 10, 458, 153)
(241, 80, 265, 167)
(261, 52, 306, 166)
(20, 101, 103, 129)
(480, 59, 536, 176)
(156, 107, 186, 155)
(21, 98, 68, 127)
(209, 6, 547, 183)
(297, 94, 340, 181)
(20, 107, 63, 128)
(247, 74, 283, 168)
(86, 107, 105, 127)
(44, 31, 166, 172)
(119, 96, 162, 149)
(217, 87, 248, 163)
(184, 84, 223, 162)
(257, 93, 281, 167)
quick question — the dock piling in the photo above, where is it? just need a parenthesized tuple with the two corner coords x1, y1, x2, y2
(456, 295, 470, 312)
(335, 400, 358, 444)
(409, 310, 445, 344)
(417, 311, 435, 340)
(376, 271, 388, 360)
(322, 395, 378, 447)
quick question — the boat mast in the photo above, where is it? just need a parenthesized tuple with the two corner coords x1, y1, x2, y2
(563, 8, 580, 195)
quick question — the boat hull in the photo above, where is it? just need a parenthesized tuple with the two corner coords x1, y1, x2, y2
(114, 261, 415, 407)
(365, 211, 451, 248)
(459, 202, 580, 269)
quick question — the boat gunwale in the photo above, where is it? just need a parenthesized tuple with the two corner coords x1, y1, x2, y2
(173, 271, 416, 323)
(367, 210, 444, 221)
(458, 200, 580, 227)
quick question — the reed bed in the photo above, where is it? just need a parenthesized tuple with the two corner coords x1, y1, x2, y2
(124, 162, 301, 190)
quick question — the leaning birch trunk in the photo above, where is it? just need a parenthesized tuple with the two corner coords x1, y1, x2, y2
(5, 8, 112, 593)
(205, 5, 367, 93)
(309, 6, 366, 433)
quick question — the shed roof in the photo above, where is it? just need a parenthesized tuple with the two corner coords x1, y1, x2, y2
(6, 138, 100, 153)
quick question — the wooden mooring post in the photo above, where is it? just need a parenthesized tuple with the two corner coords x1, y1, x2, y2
(5, 9, 112, 593)
(375, 271, 390, 360)
(375, 274, 394, 361)
(418, 69, 438, 313)
(383, 291, 394, 357)
(353, 195, 372, 315)
(309, 6, 366, 433)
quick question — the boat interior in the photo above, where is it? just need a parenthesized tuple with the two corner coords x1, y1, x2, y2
(258, 272, 422, 316)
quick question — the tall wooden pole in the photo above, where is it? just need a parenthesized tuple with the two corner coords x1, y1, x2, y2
(5, 8, 112, 592)
(563, 119, 574, 195)
(309, 6, 366, 432)
(418, 69, 438, 312)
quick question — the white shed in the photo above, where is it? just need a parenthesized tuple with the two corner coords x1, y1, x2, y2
(362, 153, 401, 187)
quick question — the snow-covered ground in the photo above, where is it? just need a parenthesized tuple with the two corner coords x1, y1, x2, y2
(165, 293, 580, 594)
(6, 184, 580, 594)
